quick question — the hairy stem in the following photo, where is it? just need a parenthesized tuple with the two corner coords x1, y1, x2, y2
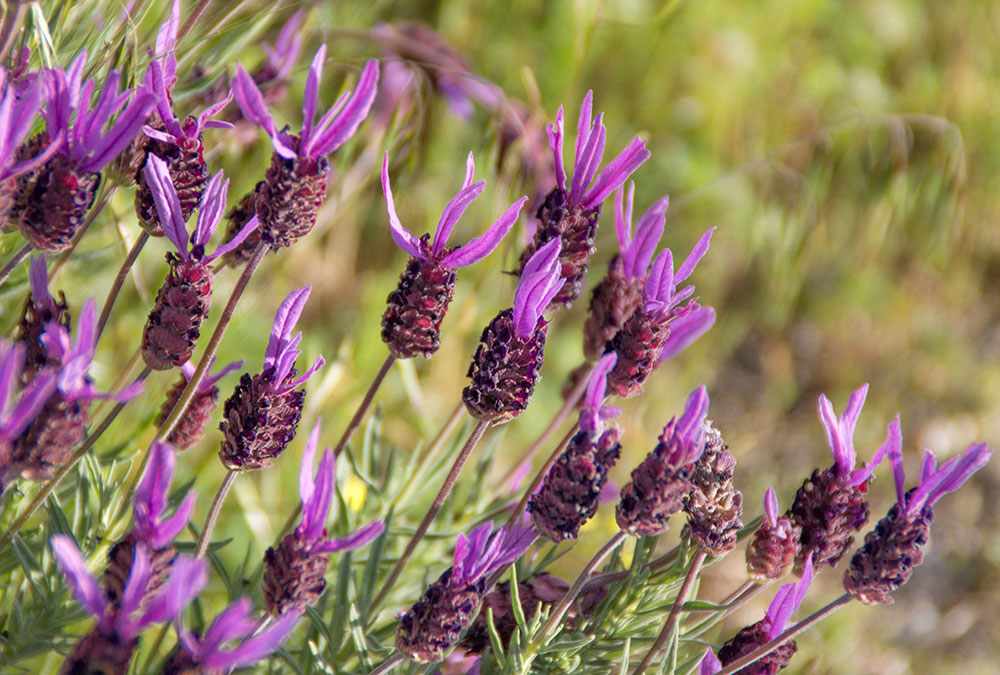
(333, 353, 396, 457)
(369, 653, 405, 675)
(371, 418, 490, 610)
(194, 469, 239, 558)
(0, 367, 152, 551)
(96, 230, 149, 340)
(714, 594, 854, 675)
(632, 548, 707, 675)
(0, 242, 31, 287)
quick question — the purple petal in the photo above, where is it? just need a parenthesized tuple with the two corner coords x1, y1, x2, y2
(453, 522, 494, 585)
(206, 215, 260, 263)
(151, 492, 195, 548)
(79, 89, 157, 173)
(433, 153, 485, 255)
(2, 369, 56, 439)
(766, 555, 813, 640)
(304, 59, 379, 158)
(570, 111, 606, 204)
(194, 170, 228, 249)
(134, 440, 173, 531)
(301, 448, 335, 542)
(317, 519, 386, 554)
(28, 254, 52, 309)
(512, 238, 561, 338)
(481, 520, 536, 578)
(581, 137, 650, 209)
(546, 105, 566, 190)
(381, 152, 423, 258)
(137, 555, 207, 631)
(298, 420, 322, 511)
(676, 385, 709, 458)
(196, 89, 234, 132)
(264, 286, 311, 370)
(573, 91, 593, 172)
(673, 227, 715, 285)
(659, 305, 715, 362)
(301, 45, 326, 145)
(764, 486, 779, 529)
(284, 355, 325, 390)
(580, 353, 617, 434)
(51, 535, 108, 626)
(154, 0, 180, 69)
(848, 412, 897, 487)
(144, 154, 189, 258)
(117, 545, 152, 629)
(201, 598, 257, 656)
(699, 648, 723, 675)
(143, 125, 175, 144)
(624, 196, 668, 279)
(440, 196, 526, 268)
(614, 183, 634, 254)
(817, 393, 849, 474)
(643, 248, 674, 307)
(916, 442, 993, 514)
(204, 610, 300, 669)
(232, 65, 292, 158)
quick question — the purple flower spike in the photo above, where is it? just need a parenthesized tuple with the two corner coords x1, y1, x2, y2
(381, 151, 526, 267)
(817, 384, 889, 485)
(578, 353, 621, 435)
(132, 441, 196, 548)
(699, 648, 722, 675)
(451, 520, 536, 589)
(0, 340, 56, 443)
(264, 286, 325, 391)
(513, 238, 562, 338)
(764, 555, 813, 640)
(615, 182, 668, 280)
(175, 597, 299, 671)
(658, 305, 716, 363)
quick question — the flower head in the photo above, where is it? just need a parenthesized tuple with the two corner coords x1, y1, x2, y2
(512, 238, 562, 339)
(451, 520, 536, 589)
(144, 154, 259, 263)
(382, 151, 526, 267)
(817, 384, 889, 485)
(233, 46, 379, 160)
(578, 353, 621, 435)
(614, 182, 668, 281)
(132, 441, 196, 549)
(41, 51, 157, 174)
(175, 597, 299, 671)
(642, 228, 715, 317)
(263, 286, 325, 392)
(547, 91, 650, 210)
(0, 340, 56, 441)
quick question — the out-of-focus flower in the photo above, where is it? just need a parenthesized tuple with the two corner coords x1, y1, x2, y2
(747, 486, 801, 581)
(156, 357, 244, 450)
(0, 72, 57, 229)
(683, 423, 744, 555)
(0, 340, 57, 491)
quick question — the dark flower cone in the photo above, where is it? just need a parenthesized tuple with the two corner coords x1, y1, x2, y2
(529, 426, 622, 542)
(256, 135, 329, 249)
(605, 309, 671, 399)
(683, 425, 744, 555)
(746, 518, 802, 581)
(843, 498, 932, 605)
(616, 450, 693, 537)
(218, 367, 306, 471)
(62, 628, 137, 675)
(396, 568, 486, 664)
(461, 573, 569, 654)
(156, 373, 220, 451)
(141, 253, 214, 371)
(14, 136, 101, 252)
(582, 254, 645, 361)
(221, 187, 264, 267)
(788, 466, 871, 572)
(0, 177, 16, 231)
(161, 648, 205, 675)
(15, 291, 71, 386)
(462, 309, 548, 424)
(12, 393, 88, 482)
(718, 620, 797, 675)
(103, 533, 176, 610)
(518, 187, 601, 308)
(381, 240, 457, 359)
(134, 122, 208, 236)
(262, 533, 330, 616)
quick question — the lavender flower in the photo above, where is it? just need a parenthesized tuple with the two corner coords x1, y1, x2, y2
(263, 421, 385, 615)
(787, 384, 890, 571)
(529, 353, 623, 542)
(683, 423, 744, 555)
(9, 300, 141, 485)
(581, 183, 668, 360)
(462, 238, 562, 423)
(218, 286, 324, 470)
(715, 557, 815, 675)
(253, 10, 306, 101)
(616, 385, 710, 536)
(14, 52, 156, 251)
(167, 597, 300, 674)
(518, 91, 651, 308)
(14, 254, 69, 385)
(231, 46, 379, 249)
(844, 419, 992, 604)
(0, 73, 59, 229)
(746, 486, 802, 581)
(396, 520, 536, 663)
(0, 341, 56, 490)
(156, 357, 245, 451)
(141, 155, 259, 369)
(104, 440, 195, 608)
(134, 0, 234, 235)
(52, 535, 206, 674)
(381, 151, 527, 358)
(605, 228, 715, 398)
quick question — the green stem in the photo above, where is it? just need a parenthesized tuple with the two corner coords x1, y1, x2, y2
(0, 243, 31, 287)
(96, 230, 149, 340)
(369, 653, 405, 675)
(333, 353, 396, 457)
(194, 469, 238, 558)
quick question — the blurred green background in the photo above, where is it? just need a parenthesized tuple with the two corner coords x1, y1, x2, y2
(3, 0, 999, 672)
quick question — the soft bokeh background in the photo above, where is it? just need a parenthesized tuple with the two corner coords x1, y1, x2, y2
(2, 0, 999, 672)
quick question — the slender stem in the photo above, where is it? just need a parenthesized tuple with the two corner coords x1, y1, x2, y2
(632, 549, 707, 675)
(179, 0, 213, 37)
(0, 2, 26, 64)
(505, 423, 578, 528)
(583, 541, 682, 591)
(371, 419, 490, 610)
(539, 531, 628, 639)
(685, 580, 764, 636)
(194, 469, 238, 558)
(497, 363, 593, 488)
(96, 230, 149, 340)
(156, 241, 269, 442)
(138, 622, 171, 675)
(714, 594, 854, 675)
(0, 368, 152, 551)
(369, 654, 405, 675)
(333, 353, 396, 457)
(0, 243, 31, 287)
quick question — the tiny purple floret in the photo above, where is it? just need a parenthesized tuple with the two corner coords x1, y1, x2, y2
(817, 384, 890, 485)
(263, 286, 324, 391)
(451, 519, 536, 588)
(658, 384, 710, 467)
(642, 228, 715, 317)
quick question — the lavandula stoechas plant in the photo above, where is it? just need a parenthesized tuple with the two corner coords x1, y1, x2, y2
(0, 340, 56, 489)
(683, 422, 744, 556)
(747, 487, 802, 581)
(518, 91, 650, 308)
(51, 536, 206, 674)
(844, 419, 992, 604)
(395, 520, 535, 663)
(463, 237, 563, 424)
(529, 352, 622, 541)
(786, 384, 889, 572)
(262, 421, 385, 615)
(13, 52, 155, 251)
(381, 151, 526, 358)
(14, 254, 70, 383)
(228, 46, 378, 258)
(140, 155, 259, 370)
(156, 357, 244, 450)
(606, 228, 715, 398)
